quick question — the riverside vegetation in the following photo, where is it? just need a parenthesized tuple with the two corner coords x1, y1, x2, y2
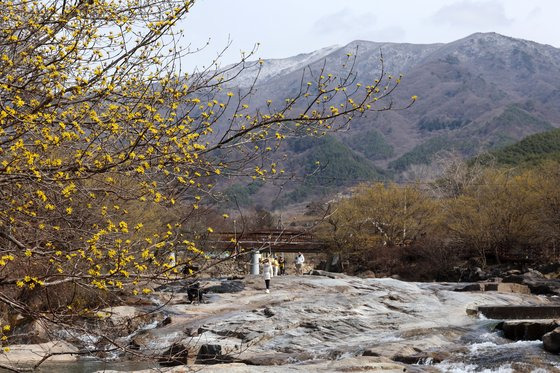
(318, 157, 560, 280)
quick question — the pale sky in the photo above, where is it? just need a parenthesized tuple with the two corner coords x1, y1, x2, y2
(180, 0, 558, 69)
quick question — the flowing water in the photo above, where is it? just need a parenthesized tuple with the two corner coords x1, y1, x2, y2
(428, 320, 560, 372)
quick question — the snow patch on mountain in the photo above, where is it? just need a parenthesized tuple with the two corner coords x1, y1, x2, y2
(221, 44, 340, 88)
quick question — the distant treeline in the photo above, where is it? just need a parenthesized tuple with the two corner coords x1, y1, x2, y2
(318, 160, 560, 280)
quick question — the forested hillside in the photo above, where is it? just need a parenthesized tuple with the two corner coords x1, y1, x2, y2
(220, 32, 560, 208)
(479, 128, 560, 166)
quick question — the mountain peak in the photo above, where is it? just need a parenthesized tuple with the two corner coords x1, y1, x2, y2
(455, 31, 553, 49)
(222, 45, 340, 88)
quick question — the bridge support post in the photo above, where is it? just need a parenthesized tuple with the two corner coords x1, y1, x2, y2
(251, 251, 261, 275)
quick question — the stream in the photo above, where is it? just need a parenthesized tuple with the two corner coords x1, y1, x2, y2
(28, 319, 560, 373)
(430, 319, 560, 372)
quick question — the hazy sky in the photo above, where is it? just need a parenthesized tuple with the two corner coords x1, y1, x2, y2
(181, 0, 558, 69)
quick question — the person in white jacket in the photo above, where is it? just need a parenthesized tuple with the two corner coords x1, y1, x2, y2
(295, 252, 305, 275)
(262, 258, 272, 294)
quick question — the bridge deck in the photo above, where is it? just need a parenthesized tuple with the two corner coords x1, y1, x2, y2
(204, 229, 327, 253)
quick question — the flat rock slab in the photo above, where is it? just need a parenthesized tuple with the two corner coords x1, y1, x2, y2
(129, 276, 551, 368)
(0, 341, 79, 364)
(479, 305, 560, 319)
(12, 275, 551, 370)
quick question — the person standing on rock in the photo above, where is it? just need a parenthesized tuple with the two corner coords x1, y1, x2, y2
(279, 256, 286, 275)
(272, 256, 279, 277)
(295, 252, 305, 275)
(262, 258, 272, 293)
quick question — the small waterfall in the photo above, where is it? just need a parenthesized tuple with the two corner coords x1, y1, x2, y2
(427, 322, 560, 372)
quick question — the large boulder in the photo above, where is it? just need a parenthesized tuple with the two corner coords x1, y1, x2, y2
(358, 270, 376, 278)
(535, 263, 560, 276)
(240, 352, 314, 365)
(543, 327, 560, 353)
(158, 343, 189, 367)
(503, 270, 560, 295)
(498, 320, 559, 341)
(365, 344, 449, 365)
(205, 280, 245, 294)
(195, 344, 233, 365)
(457, 266, 490, 282)
(392, 351, 450, 364)
(13, 318, 51, 344)
(456, 283, 485, 292)
(309, 270, 348, 279)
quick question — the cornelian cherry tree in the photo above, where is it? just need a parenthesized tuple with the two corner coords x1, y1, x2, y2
(0, 0, 410, 363)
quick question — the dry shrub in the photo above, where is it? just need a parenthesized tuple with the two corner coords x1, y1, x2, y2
(1, 281, 122, 331)
(346, 241, 461, 281)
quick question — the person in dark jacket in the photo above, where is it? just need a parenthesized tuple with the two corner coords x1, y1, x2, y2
(279, 256, 286, 275)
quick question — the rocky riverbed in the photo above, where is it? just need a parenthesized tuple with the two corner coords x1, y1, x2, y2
(3, 272, 560, 372)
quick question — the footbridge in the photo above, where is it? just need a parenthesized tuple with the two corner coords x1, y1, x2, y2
(205, 229, 327, 254)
